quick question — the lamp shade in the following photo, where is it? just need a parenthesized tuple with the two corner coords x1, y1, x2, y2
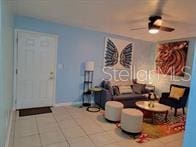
(85, 61, 94, 71)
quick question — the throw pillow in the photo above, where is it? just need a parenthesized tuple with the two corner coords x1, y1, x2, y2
(100, 80, 105, 88)
(132, 79, 137, 84)
(132, 83, 146, 94)
(169, 86, 185, 100)
(119, 85, 133, 94)
(104, 81, 113, 95)
(112, 86, 120, 95)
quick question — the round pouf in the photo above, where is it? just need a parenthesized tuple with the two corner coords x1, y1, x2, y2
(105, 101, 124, 122)
(121, 108, 143, 133)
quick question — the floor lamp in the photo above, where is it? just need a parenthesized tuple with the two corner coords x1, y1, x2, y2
(82, 61, 94, 106)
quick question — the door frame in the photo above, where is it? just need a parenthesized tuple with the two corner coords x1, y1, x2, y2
(13, 29, 58, 110)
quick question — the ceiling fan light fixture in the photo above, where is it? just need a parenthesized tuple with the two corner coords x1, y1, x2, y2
(148, 21, 159, 34)
(149, 28, 159, 34)
(129, 16, 174, 33)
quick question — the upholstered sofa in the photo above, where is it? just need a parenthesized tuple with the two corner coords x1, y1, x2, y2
(94, 80, 149, 109)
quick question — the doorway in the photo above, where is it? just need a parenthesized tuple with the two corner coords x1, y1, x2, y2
(14, 30, 57, 109)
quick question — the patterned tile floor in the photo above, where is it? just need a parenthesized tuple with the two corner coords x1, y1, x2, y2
(9, 106, 184, 147)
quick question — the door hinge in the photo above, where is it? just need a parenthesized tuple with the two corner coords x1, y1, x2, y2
(16, 69, 18, 74)
(15, 99, 17, 105)
(16, 37, 18, 44)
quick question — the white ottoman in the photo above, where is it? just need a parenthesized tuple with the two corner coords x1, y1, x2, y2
(121, 108, 143, 133)
(105, 101, 124, 122)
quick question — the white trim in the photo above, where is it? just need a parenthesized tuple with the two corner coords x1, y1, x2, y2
(14, 29, 58, 109)
(53, 34, 58, 107)
(13, 30, 18, 111)
(14, 29, 58, 38)
(54, 102, 81, 107)
(54, 100, 95, 107)
(5, 111, 13, 147)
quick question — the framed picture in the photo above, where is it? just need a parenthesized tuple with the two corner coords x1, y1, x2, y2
(155, 41, 189, 76)
(104, 37, 132, 69)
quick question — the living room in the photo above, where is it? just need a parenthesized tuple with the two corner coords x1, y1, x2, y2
(1, 0, 196, 147)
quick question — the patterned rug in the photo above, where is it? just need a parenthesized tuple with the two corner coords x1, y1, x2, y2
(102, 110, 185, 143)
(134, 112, 186, 143)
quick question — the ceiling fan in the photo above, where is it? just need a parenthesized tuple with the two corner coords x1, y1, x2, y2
(130, 16, 175, 34)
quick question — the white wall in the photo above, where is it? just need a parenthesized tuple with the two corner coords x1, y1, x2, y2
(0, 0, 14, 147)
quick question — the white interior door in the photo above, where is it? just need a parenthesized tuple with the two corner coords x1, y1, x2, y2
(16, 30, 57, 109)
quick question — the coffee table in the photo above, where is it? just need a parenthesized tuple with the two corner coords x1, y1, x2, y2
(136, 101, 170, 124)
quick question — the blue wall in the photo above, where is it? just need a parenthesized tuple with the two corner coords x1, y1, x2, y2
(14, 16, 153, 104)
(0, 0, 14, 146)
(184, 40, 196, 147)
(12, 15, 196, 147)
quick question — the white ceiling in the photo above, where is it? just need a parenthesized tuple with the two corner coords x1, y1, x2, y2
(11, 0, 196, 42)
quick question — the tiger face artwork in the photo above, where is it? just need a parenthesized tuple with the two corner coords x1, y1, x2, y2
(156, 41, 189, 76)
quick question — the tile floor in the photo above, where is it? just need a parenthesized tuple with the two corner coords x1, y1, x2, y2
(9, 106, 184, 147)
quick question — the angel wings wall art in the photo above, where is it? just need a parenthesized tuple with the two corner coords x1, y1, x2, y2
(104, 37, 133, 69)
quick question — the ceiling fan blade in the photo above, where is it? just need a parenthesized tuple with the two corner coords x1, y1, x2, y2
(154, 19, 162, 26)
(159, 26, 175, 32)
(130, 27, 146, 31)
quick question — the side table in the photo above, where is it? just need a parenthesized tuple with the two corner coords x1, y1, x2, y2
(146, 84, 158, 100)
(86, 87, 102, 112)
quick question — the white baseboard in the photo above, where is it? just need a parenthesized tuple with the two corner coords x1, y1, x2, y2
(54, 102, 81, 107)
(5, 110, 13, 147)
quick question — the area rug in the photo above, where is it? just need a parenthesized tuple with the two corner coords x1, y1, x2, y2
(19, 107, 52, 117)
(113, 112, 185, 143)
(134, 113, 186, 143)
(102, 110, 185, 143)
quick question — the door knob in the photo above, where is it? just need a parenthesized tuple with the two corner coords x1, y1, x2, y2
(50, 72, 54, 75)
